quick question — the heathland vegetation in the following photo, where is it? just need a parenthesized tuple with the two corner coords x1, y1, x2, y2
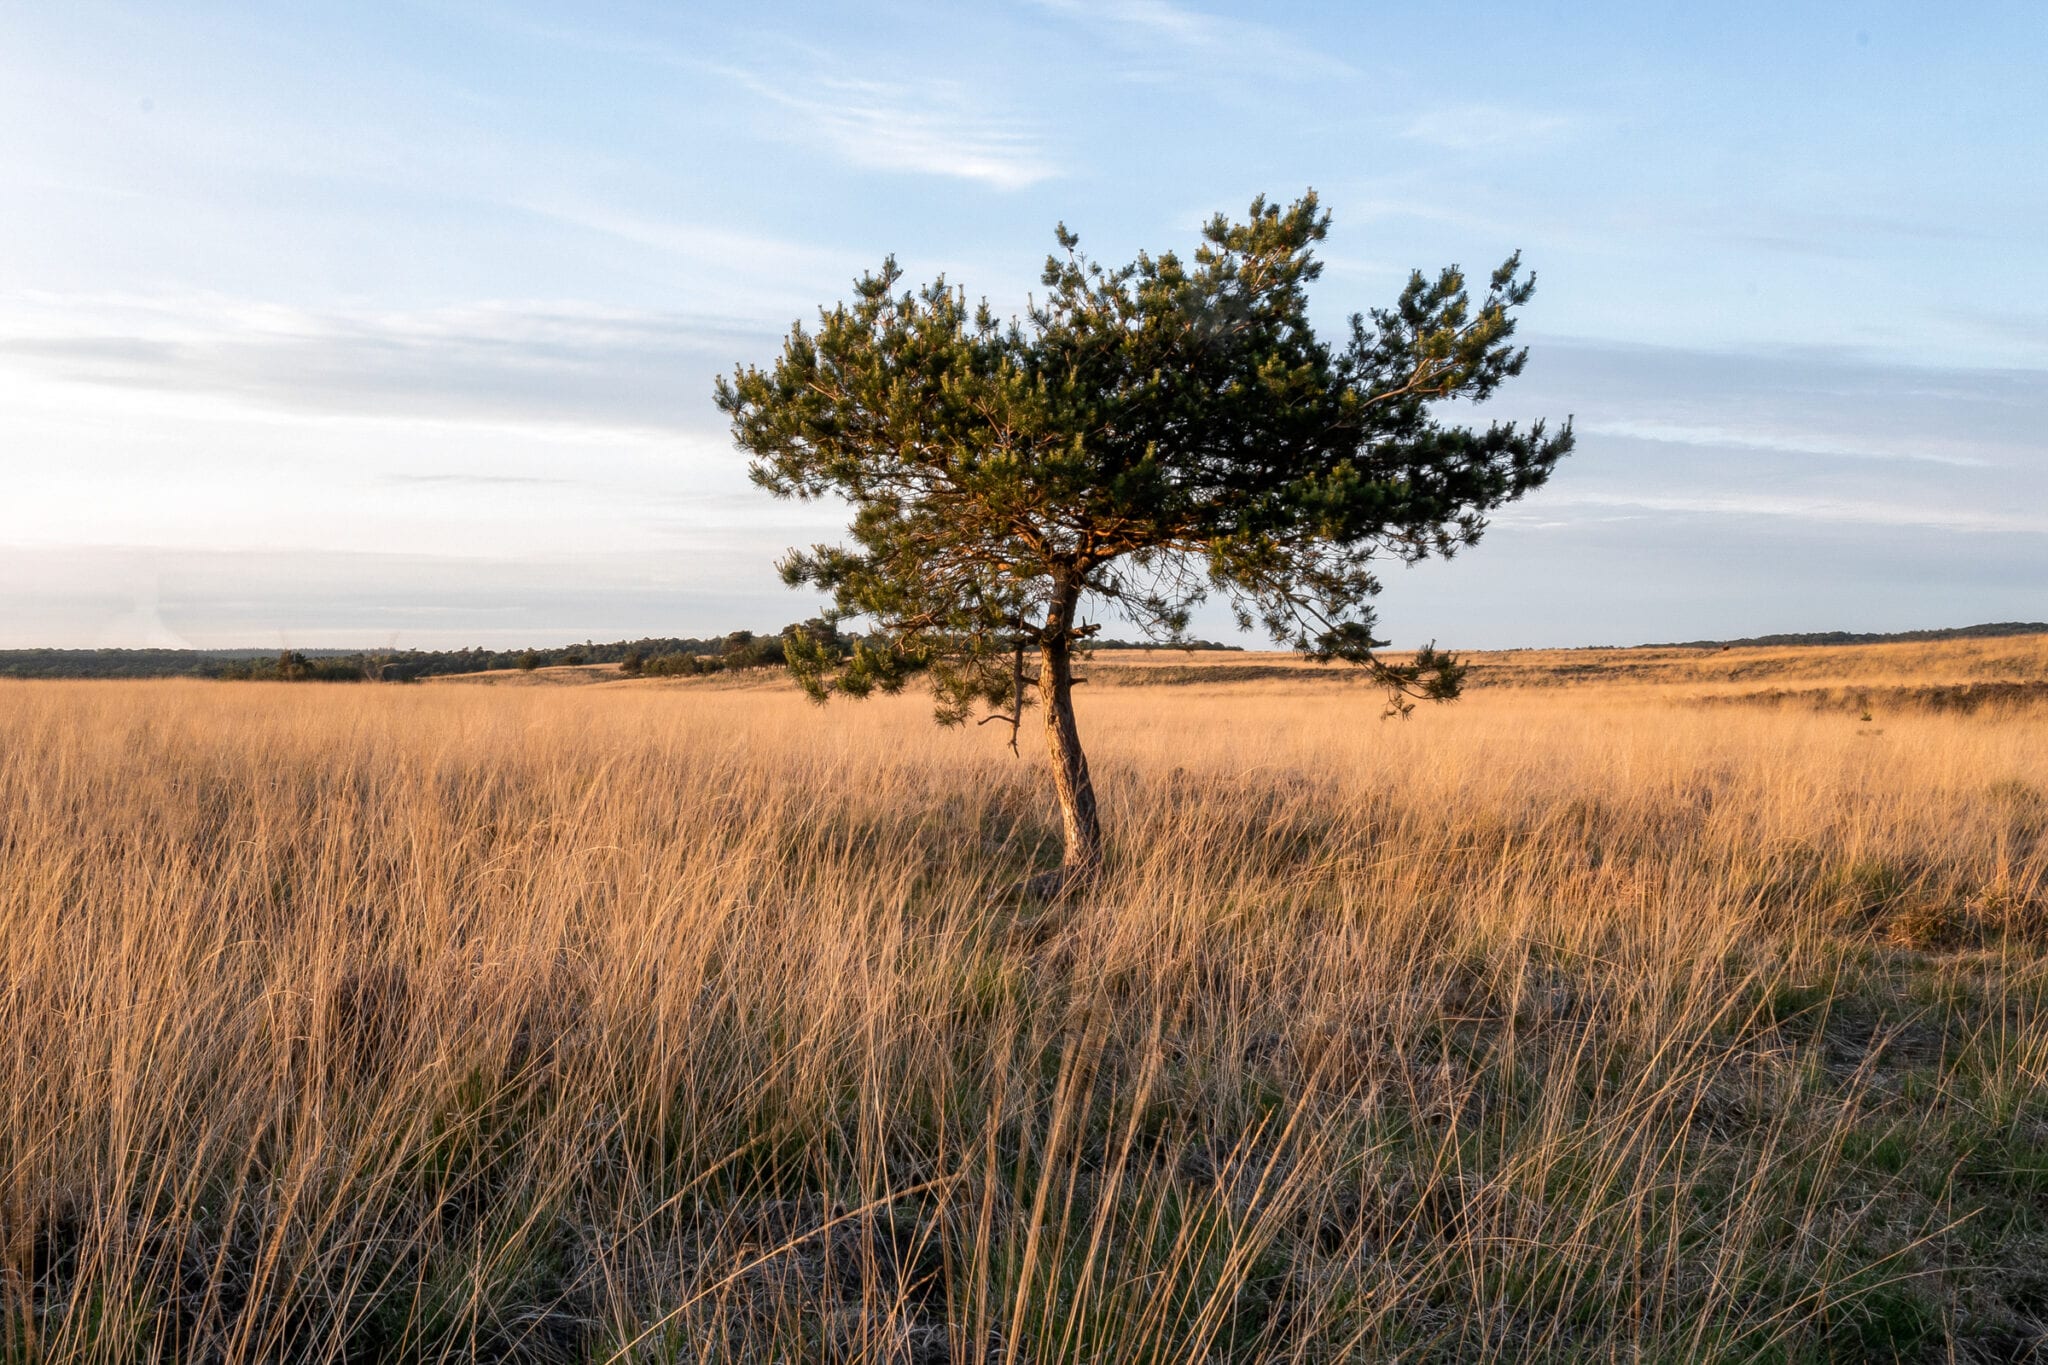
(4, 635, 2046, 1361)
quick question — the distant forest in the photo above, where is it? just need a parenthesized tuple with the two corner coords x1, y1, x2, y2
(1644, 622, 2048, 649)
(4, 623, 2038, 679)
(0, 629, 1244, 681)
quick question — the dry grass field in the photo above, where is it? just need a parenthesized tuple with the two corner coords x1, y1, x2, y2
(5, 637, 2047, 1362)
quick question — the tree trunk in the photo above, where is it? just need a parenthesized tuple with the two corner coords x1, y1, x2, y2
(1038, 631, 1103, 882)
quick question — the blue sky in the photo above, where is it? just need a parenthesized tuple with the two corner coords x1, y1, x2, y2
(2, 1, 2042, 648)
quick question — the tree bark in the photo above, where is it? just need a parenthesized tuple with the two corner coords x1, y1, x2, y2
(1038, 581, 1102, 882)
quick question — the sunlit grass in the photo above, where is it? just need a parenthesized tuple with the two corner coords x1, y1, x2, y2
(3, 652, 2045, 1361)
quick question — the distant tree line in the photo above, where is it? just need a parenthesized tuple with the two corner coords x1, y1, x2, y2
(0, 621, 1248, 683)
(0, 648, 337, 680)
(214, 651, 367, 682)
(0, 621, 857, 682)
(1641, 622, 2048, 650)
(613, 624, 835, 679)
(12, 621, 2031, 680)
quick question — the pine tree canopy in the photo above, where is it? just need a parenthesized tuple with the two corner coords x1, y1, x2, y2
(717, 190, 1574, 876)
(718, 190, 1571, 719)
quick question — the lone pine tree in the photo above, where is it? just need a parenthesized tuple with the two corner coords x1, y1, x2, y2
(718, 192, 1573, 886)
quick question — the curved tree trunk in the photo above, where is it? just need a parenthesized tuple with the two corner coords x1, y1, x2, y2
(1038, 633, 1102, 881)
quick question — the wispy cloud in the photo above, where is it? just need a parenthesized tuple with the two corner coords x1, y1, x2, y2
(1488, 339, 2048, 554)
(1581, 418, 1991, 467)
(0, 292, 773, 436)
(1522, 337, 2048, 471)
(716, 66, 1056, 190)
(482, 18, 1058, 190)
(1703, 208, 1982, 262)
(0, 545, 820, 649)
(1027, 0, 1354, 79)
(504, 200, 863, 313)
(1545, 490, 2048, 536)
(386, 473, 573, 487)
(1400, 105, 1582, 151)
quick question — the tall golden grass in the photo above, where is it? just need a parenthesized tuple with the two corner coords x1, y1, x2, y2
(3, 651, 2046, 1361)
